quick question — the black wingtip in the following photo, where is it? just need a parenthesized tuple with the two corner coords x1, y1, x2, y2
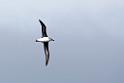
(45, 57, 49, 66)
(39, 19, 41, 21)
(46, 61, 48, 66)
(39, 19, 42, 23)
(39, 19, 45, 26)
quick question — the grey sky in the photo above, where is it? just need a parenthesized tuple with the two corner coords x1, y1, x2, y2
(0, 0, 124, 83)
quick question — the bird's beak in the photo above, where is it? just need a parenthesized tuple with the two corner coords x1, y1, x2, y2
(51, 39, 54, 41)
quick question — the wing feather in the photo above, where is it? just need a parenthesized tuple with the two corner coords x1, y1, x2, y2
(39, 20, 48, 37)
(43, 42, 49, 66)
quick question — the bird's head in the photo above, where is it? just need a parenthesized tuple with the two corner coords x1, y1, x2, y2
(49, 38, 54, 41)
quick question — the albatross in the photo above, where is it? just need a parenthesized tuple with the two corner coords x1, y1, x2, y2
(36, 19, 54, 66)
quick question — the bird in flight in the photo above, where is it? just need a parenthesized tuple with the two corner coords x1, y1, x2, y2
(36, 19, 54, 66)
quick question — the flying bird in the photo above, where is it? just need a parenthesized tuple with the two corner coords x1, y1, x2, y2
(36, 19, 54, 66)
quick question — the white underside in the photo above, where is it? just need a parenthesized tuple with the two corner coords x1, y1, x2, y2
(36, 37, 50, 42)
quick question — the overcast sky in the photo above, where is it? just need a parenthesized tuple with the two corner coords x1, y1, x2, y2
(0, 0, 124, 83)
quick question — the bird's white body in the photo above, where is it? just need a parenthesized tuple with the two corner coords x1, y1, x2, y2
(36, 37, 50, 42)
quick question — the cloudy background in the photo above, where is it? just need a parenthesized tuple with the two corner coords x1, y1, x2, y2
(0, 0, 124, 83)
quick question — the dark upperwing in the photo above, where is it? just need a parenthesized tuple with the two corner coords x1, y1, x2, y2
(39, 19, 48, 37)
(43, 42, 49, 66)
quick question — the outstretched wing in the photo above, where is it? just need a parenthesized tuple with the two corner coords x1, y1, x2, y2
(39, 19, 48, 37)
(43, 42, 49, 66)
